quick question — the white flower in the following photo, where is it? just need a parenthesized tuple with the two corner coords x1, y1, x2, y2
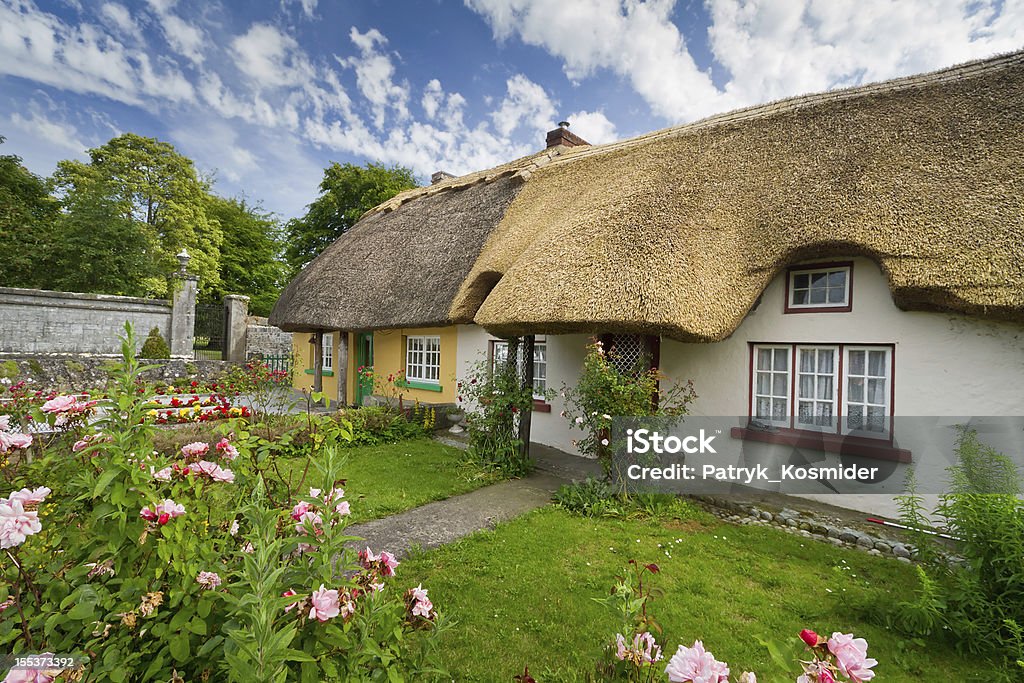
(601, 439, 610, 446)
(575, 417, 584, 425)
(229, 519, 239, 536)
(602, 414, 611, 420)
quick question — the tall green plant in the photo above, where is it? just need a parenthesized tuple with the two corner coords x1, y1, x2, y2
(458, 354, 535, 477)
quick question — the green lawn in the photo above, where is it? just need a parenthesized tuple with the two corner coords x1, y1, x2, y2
(400, 506, 990, 682)
(274, 437, 499, 523)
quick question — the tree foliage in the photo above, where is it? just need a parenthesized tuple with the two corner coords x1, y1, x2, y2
(53, 133, 223, 296)
(206, 195, 286, 316)
(0, 138, 60, 288)
(284, 162, 416, 275)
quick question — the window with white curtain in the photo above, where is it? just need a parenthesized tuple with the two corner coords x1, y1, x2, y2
(322, 333, 333, 372)
(492, 340, 547, 400)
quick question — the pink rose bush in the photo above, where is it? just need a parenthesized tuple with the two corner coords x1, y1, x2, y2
(665, 641, 730, 683)
(0, 487, 49, 549)
(40, 394, 96, 428)
(139, 499, 185, 525)
(179, 441, 210, 459)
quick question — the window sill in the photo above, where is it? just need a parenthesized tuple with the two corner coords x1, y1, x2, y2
(532, 399, 551, 413)
(730, 426, 911, 463)
(783, 305, 853, 314)
(396, 379, 442, 392)
(303, 369, 334, 377)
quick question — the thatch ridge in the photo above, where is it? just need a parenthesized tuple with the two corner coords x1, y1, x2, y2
(452, 50, 1024, 341)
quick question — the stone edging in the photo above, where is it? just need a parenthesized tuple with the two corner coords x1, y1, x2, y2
(690, 495, 920, 562)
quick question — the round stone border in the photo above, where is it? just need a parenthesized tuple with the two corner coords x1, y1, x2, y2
(689, 495, 920, 563)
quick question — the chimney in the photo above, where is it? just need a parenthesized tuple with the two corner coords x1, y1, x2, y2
(431, 170, 456, 185)
(545, 120, 590, 149)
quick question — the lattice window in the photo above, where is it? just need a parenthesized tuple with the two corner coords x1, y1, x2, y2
(608, 334, 650, 377)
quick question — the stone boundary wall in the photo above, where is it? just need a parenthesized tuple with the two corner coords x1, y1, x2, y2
(0, 287, 173, 355)
(245, 322, 293, 360)
(0, 356, 237, 392)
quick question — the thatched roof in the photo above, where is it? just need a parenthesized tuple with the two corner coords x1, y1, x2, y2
(454, 50, 1024, 341)
(273, 50, 1024, 340)
(269, 146, 589, 332)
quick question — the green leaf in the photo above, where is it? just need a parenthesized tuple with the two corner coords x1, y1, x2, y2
(92, 468, 120, 499)
(169, 633, 190, 662)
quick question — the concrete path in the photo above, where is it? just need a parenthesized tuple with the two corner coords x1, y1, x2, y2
(346, 440, 601, 558)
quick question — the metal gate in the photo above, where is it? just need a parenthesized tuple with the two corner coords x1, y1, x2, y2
(193, 304, 225, 360)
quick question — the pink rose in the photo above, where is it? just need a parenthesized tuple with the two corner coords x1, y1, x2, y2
(282, 589, 300, 612)
(180, 441, 210, 458)
(290, 501, 311, 521)
(0, 499, 42, 549)
(6, 487, 50, 506)
(827, 633, 876, 682)
(152, 467, 173, 481)
(41, 395, 77, 413)
(379, 550, 399, 576)
(0, 432, 32, 452)
(411, 597, 433, 618)
(664, 640, 730, 683)
(308, 584, 340, 622)
(215, 438, 238, 461)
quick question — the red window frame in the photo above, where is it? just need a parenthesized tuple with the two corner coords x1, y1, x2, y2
(741, 342, 909, 462)
(784, 261, 854, 314)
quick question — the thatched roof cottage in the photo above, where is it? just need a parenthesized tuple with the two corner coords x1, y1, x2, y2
(270, 51, 1024, 507)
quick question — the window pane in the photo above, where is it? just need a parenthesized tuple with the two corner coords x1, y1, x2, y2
(799, 349, 815, 373)
(818, 349, 834, 373)
(847, 404, 864, 430)
(817, 376, 833, 400)
(772, 373, 787, 397)
(848, 377, 864, 402)
(811, 273, 828, 288)
(756, 372, 770, 395)
(798, 401, 813, 423)
(794, 273, 809, 289)
(772, 399, 787, 419)
(773, 348, 788, 370)
(757, 348, 772, 371)
(868, 378, 885, 404)
(868, 350, 887, 376)
(827, 288, 846, 304)
(809, 288, 827, 304)
(848, 350, 865, 375)
(799, 375, 814, 398)
(535, 345, 546, 362)
(756, 397, 770, 418)
(793, 290, 808, 305)
(828, 270, 846, 287)
(820, 403, 833, 419)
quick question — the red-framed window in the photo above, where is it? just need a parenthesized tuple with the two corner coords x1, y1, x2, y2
(784, 262, 853, 313)
(748, 342, 895, 441)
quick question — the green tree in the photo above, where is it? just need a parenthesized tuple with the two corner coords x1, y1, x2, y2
(0, 137, 60, 288)
(284, 162, 416, 275)
(206, 195, 286, 316)
(53, 133, 223, 296)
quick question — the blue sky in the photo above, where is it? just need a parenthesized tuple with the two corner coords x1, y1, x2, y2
(1, 0, 1021, 220)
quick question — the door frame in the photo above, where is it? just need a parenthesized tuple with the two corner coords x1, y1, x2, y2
(355, 332, 374, 406)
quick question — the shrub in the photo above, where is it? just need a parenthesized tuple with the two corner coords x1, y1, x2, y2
(894, 426, 1024, 678)
(554, 479, 701, 521)
(139, 326, 171, 359)
(458, 353, 535, 478)
(0, 325, 447, 681)
(562, 340, 696, 477)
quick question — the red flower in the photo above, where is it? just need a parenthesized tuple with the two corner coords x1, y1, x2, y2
(157, 513, 170, 525)
(800, 629, 822, 648)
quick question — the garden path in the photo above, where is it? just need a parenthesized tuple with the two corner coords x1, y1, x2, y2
(345, 442, 600, 559)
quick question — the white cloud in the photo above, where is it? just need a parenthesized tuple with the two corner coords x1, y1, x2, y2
(421, 78, 467, 129)
(232, 23, 315, 90)
(282, 0, 318, 19)
(99, 2, 140, 40)
(565, 110, 617, 144)
(490, 73, 556, 137)
(8, 106, 86, 154)
(344, 27, 411, 129)
(466, 0, 1024, 124)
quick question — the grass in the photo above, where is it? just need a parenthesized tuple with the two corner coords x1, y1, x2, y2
(272, 437, 499, 523)
(399, 506, 991, 682)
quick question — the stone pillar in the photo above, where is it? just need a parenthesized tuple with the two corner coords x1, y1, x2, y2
(223, 295, 250, 362)
(169, 275, 198, 358)
(336, 332, 349, 407)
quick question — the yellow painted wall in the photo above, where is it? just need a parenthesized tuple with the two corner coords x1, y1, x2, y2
(291, 332, 339, 401)
(371, 327, 458, 404)
(293, 328, 458, 405)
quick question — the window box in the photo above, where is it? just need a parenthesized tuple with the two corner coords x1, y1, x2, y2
(785, 262, 853, 313)
(304, 369, 334, 377)
(730, 426, 911, 463)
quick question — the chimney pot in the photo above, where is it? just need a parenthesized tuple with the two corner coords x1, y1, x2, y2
(545, 120, 590, 149)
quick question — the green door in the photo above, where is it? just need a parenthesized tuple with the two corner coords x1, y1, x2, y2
(355, 332, 374, 406)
